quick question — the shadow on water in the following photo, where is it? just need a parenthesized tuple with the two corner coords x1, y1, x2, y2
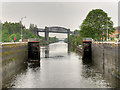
(71, 46, 120, 88)
(28, 62, 40, 68)
(81, 57, 120, 88)
(82, 58, 92, 65)
(80, 58, 112, 88)
(2, 61, 41, 89)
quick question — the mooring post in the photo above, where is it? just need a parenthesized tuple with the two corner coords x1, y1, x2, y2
(67, 29, 70, 53)
(45, 27, 49, 45)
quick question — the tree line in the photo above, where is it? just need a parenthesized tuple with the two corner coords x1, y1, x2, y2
(1, 21, 58, 44)
(2, 22, 38, 42)
(65, 9, 115, 48)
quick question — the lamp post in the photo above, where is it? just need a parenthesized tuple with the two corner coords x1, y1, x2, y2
(107, 18, 109, 41)
(20, 16, 26, 42)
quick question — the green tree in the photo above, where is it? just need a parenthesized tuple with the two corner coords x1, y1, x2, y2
(2, 29, 10, 42)
(29, 24, 38, 35)
(16, 33, 21, 41)
(9, 33, 21, 42)
(9, 34, 16, 42)
(29, 24, 34, 33)
(80, 9, 115, 40)
(1, 21, 59, 44)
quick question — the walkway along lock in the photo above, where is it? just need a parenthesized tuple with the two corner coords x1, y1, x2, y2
(82, 38, 92, 63)
(28, 41, 40, 64)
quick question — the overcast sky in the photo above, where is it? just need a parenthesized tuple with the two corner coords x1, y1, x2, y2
(1, 0, 119, 39)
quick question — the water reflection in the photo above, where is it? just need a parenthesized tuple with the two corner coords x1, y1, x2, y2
(28, 63, 40, 68)
(44, 42, 70, 58)
(2, 42, 119, 88)
(81, 64, 111, 88)
(2, 63, 28, 88)
(45, 45, 49, 58)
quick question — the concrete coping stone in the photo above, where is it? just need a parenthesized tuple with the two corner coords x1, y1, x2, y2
(92, 41, 120, 47)
(93, 41, 120, 44)
(2, 42, 27, 45)
(0, 42, 28, 48)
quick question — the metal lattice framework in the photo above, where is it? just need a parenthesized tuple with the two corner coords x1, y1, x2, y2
(37, 26, 72, 34)
(37, 26, 71, 52)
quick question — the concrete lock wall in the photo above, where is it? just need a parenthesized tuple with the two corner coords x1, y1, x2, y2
(92, 42, 120, 87)
(0, 43, 2, 90)
(0, 42, 28, 85)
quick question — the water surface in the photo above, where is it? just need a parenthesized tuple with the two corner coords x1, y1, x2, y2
(4, 42, 111, 88)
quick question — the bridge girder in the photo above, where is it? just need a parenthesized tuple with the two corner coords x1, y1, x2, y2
(37, 26, 71, 43)
(37, 26, 71, 52)
(37, 27, 73, 34)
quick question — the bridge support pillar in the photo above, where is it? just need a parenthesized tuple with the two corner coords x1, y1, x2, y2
(37, 31, 40, 38)
(45, 27, 49, 44)
(68, 29, 70, 52)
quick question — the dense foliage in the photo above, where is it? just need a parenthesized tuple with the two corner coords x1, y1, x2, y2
(64, 30, 82, 48)
(65, 9, 115, 49)
(80, 9, 115, 41)
(1, 21, 58, 44)
(1, 22, 38, 42)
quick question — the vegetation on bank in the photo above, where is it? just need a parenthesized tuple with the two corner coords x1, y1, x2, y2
(65, 9, 115, 48)
(64, 30, 82, 48)
(1, 21, 58, 44)
(39, 36, 59, 45)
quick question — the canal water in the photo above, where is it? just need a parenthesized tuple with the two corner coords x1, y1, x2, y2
(3, 41, 111, 88)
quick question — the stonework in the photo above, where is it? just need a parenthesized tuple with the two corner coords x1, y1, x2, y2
(92, 42, 120, 87)
(1, 42, 28, 86)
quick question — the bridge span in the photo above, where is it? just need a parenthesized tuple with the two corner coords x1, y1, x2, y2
(36, 26, 73, 51)
(36, 26, 73, 43)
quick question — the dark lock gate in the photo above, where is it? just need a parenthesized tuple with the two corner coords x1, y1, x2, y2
(82, 38, 92, 63)
(28, 41, 40, 63)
